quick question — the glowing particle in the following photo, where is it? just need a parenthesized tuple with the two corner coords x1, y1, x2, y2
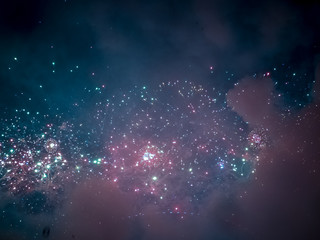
(44, 138, 58, 154)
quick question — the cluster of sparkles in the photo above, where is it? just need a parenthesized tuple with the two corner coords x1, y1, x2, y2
(91, 80, 258, 212)
(248, 128, 269, 151)
(139, 144, 164, 168)
(0, 113, 79, 207)
(0, 80, 266, 214)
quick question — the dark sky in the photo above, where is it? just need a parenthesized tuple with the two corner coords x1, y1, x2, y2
(0, 0, 320, 239)
(0, 0, 319, 107)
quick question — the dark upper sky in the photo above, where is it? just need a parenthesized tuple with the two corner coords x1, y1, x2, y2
(0, 0, 320, 240)
(0, 0, 319, 107)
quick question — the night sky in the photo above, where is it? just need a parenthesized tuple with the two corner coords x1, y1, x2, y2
(0, 0, 320, 239)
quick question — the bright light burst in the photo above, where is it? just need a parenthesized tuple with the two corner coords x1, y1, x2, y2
(44, 138, 58, 154)
(90, 80, 259, 211)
